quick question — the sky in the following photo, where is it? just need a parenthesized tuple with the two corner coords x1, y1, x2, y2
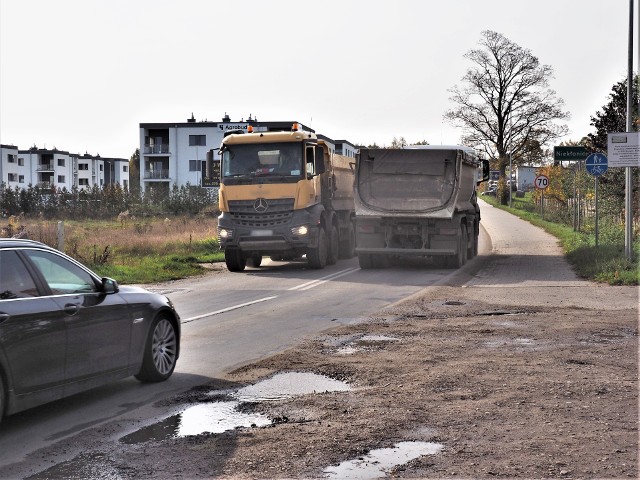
(0, 0, 637, 159)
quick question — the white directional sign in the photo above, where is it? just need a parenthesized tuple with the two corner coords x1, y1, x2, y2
(607, 132, 640, 167)
(534, 174, 550, 190)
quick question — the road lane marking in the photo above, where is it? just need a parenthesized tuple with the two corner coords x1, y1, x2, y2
(288, 267, 359, 291)
(182, 296, 278, 324)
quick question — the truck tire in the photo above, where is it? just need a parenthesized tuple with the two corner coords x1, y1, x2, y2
(339, 221, 356, 259)
(469, 222, 478, 258)
(327, 225, 339, 265)
(447, 223, 467, 268)
(247, 254, 262, 268)
(225, 249, 246, 272)
(307, 227, 328, 269)
(358, 253, 375, 269)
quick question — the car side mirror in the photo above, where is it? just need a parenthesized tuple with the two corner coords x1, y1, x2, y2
(477, 159, 490, 185)
(101, 277, 119, 294)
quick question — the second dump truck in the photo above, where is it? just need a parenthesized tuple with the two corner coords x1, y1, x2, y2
(354, 145, 490, 268)
(217, 123, 356, 271)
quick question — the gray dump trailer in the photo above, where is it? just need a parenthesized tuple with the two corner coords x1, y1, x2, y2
(354, 145, 490, 268)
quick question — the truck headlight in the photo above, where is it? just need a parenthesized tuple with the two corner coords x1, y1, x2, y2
(291, 225, 309, 236)
(218, 227, 233, 239)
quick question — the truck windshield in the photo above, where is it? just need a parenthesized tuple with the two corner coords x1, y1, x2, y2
(221, 143, 303, 184)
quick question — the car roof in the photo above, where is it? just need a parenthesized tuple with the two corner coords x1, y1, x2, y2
(0, 238, 49, 249)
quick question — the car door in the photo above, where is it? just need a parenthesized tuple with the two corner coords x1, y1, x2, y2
(0, 250, 67, 400)
(22, 249, 132, 384)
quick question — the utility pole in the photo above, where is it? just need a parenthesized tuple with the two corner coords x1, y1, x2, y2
(624, 0, 635, 260)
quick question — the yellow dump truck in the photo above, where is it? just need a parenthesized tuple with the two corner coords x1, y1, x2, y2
(217, 123, 356, 271)
(354, 145, 490, 269)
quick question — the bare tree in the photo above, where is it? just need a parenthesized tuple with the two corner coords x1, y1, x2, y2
(445, 30, 569, 176)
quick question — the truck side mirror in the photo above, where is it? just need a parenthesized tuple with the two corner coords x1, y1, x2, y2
(478, 159, 490, 185)
(313, 146, 325, 175)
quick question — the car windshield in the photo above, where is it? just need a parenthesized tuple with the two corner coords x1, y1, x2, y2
(221, 143, 302, 184)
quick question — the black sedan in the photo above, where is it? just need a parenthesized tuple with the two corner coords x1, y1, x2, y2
(0, 239, 180, 420)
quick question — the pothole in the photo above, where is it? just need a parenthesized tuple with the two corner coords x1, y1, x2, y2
(323, 441, 444, 478)
(332, 334, 401, 356)
(120, 372, 351, 443)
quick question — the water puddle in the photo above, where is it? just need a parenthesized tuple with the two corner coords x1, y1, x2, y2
(121, 372, 350, 443)
(231, 372, 351, 402)
(120, 402, 271, 443)
(485, 337, 536, 348)
(323, 441, 444, 479)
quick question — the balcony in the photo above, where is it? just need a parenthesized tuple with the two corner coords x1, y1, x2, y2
(144, 144, 170, 154)
(144, 169, 170, 180)
(36, 182, 54, 189)
(37, 164, 54, 171)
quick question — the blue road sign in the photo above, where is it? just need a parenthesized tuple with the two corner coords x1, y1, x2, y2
(585, 153, 608, 176)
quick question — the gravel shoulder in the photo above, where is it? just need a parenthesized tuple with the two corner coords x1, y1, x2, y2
(26, 204, 639, 479)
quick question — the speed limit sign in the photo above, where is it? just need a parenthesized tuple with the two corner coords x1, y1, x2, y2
(535, 174, 550, 190)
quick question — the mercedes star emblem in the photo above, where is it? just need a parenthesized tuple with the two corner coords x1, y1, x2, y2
(254, 198, 269, 213)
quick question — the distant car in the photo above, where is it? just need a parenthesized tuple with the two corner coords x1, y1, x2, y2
(0, 239, 180, 421)
(481, 187, 497, 196)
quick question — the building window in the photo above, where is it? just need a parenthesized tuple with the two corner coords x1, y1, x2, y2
(18, 157, 24, 166)
(78, 163, 89, 171)
(189, 160, 198, 171)
(8, 154, 16, 163)
(58, 175, 65, 183)
(58, 158, 65, 167)
(123, 165, 128, 172)
(19, 175, 25, 183)
(79, 178, 89, 186)
(123, 180, 128, 189)
(7, 173, 16, 182)
(99, 165, 103, 171)
(189, 135, 206, 146)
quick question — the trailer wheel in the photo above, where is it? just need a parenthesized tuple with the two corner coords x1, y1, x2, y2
(327, 225, 339, 265)
(225, 249, 246, 272)
(307, 227, 328, 269)
(339, 221, 356, 259)
(358, 253, 374, 269)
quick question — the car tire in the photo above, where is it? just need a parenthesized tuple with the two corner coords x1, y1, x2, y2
(135, 315, 178, 383)
(0, 374, 5, 423)
(339, 221, 356, 259)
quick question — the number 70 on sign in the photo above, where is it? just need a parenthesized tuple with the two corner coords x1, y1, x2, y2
(535, 174, 550, 189)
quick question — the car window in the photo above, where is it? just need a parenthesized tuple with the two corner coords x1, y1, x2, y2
(23, 249, 98, 295)
(0, 250, 40, 299)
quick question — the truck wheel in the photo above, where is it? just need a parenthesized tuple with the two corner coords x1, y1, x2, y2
(358, 253, 375, 269)
(327, 225, 339, 265)
(469, 222, 478, 258)
(307, 227, 328, 269)
(339, 221, 356, 259)
(225, 249, 246, 272)
(447, 223, 467, 268)
(247, 254, 262, 268)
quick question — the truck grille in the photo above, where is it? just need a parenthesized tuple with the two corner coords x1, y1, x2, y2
(228, 198, 295, 228)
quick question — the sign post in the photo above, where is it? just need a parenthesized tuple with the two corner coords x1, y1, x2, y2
(585, 153, 608, 248)
(535, 174, 550, 219)
(607, 132, 639, 260)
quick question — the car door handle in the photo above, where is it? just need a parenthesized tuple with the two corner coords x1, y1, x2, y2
(0, 313, 9, 323)
(63, 304, 80, 315)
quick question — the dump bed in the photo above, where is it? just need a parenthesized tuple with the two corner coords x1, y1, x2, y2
(330, 153, 355, 212)
(355, 147, 480, 217)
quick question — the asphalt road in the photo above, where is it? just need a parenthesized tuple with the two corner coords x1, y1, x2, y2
(0, 223, 486, 475)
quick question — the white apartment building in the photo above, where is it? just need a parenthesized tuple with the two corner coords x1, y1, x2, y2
(0, 145, 129, 191)
(139, 114, 357, 194)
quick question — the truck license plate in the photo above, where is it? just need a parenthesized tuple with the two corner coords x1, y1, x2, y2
(250, 230, 273, 236)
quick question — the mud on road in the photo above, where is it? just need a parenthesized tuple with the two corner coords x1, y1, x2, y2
(29, 284, 638, 479)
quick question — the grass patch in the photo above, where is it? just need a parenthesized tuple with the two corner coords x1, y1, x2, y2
(481, 196, 639, 285)
(8, 216, 224, 284)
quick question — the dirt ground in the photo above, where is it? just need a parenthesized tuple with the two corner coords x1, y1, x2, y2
(31, 282, 638, 479)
